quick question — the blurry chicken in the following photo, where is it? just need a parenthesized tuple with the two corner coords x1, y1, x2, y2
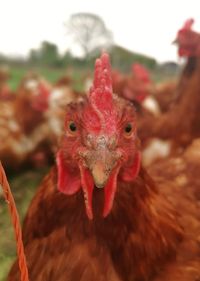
(15, 72, 51, 134)
(46, 75, 84, 149)
(112, 63, 160, 116)
(8, 53, 200, 281)
(138, 18, 200, 162)
(0, 100, 25, 168)
(0, 72, 52, 169)
(176, 18, 200, 58)
(0, 100, 50, 169)
(154, 80, 177, 113)
(148, 138, 200, 280)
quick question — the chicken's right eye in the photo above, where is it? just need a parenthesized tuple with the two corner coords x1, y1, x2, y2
(124, 123, 134, 138)
(125, 123, 132, 133)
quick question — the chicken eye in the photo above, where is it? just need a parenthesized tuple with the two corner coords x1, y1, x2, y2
(68, 122, 77, 132)
(124, 123, 133, 137)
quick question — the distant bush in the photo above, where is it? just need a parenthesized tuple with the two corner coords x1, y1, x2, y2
(1, 42, 158, 74)
(110, 45, 157, 72)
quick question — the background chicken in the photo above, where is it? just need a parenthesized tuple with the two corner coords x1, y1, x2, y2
(148, 137, 200, 280)
(14, 72, 51, 134)
(140, 18, 200, 144)
(153, 80, 177, 113)
(138, 18, 200, 166)
(112, 63, 160, 116)
(0, 72, 53, 169)
(46, 75, 85, 149)
(7, 53, 200, 281)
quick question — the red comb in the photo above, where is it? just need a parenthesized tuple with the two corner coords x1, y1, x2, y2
(89, 53, 113, 111)
(132, 63, 151, 84)
(177, 18, 200, 57)
(93, 53, 112, 92)
(182, 18, 194, 31)
(87, 53, 116, 134)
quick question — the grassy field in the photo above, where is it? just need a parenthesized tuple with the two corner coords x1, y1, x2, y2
(0, 167, 49, 281)
(8, 66, 65, 90)
(7, 65, 86, 93)
(7, 64, 179, 93)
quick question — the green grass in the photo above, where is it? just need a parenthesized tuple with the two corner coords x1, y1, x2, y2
(7, 65, 86, 92)
(8, 66, 66, 91)
(0, 167, 49, 281)
(7, 64, 179, 94)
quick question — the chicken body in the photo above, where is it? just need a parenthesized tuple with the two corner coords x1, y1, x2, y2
(8, 166, 183, 281)
(138, 55, 200, 148)
(149, 138, 200, 281)
(154, 81, 177, 113)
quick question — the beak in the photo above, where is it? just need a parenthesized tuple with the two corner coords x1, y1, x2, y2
(79, 146, 123, 219)
(88, 147, 121, 188)
(91, 160, 111, 188)
(172, 38, 178, 45)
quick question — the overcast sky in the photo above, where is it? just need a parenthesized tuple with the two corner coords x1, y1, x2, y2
(0, 0, 200, 62)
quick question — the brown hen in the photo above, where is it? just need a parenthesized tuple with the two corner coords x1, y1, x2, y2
(7, 53, 200, 281)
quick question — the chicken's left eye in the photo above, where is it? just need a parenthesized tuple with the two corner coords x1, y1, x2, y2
(125, 123, 132, 133)
(69, 122, 77, 132)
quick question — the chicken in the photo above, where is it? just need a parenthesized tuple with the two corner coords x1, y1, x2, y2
(175, 18, 200, 58)
(0, 73, 52, 169)
(112, 64, 160, 116)
(46, 76, 84, 150)
(138, 18, 200, 151)
(152, 19, 199, 114)
(0, 100, 26, 168)
(154, 80, 177, 113)
(8, 53, 200, 281)
(0, 99, 51, 169)
(148, 138, 200, 280)
(15, 72, 51, 135)
(112, 64, 150, 103)
(142, 138, 173, 167)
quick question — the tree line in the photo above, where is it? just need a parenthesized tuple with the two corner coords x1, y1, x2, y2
(0, 13, 157, 71)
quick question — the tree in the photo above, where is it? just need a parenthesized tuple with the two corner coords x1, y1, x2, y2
(66, 13, 113, 58)
(28, 41, 61, 66)
(29, 49, 40, 63)
(40, 41, 60, 66)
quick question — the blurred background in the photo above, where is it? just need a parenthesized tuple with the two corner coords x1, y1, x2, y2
(1, 0, 200, 280)
(1, 0, 200, 86)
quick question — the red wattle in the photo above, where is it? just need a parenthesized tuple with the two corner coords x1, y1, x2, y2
(103, 165, 120, 218)
(79, 164, 94, 220)
(120, 151, 141, 182)
(56, 151, 81, 195)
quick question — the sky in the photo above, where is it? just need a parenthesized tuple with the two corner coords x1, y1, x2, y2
(0, 0, 200, 62)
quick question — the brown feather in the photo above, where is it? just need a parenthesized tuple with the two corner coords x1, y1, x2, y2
(7, 166, 183, 281)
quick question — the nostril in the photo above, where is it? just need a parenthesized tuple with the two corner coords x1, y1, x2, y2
(97, 136, 107, 148)
(108, 136, 117, 149)
(86, 134, 96, 149)
(116, 149, 124, 161)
